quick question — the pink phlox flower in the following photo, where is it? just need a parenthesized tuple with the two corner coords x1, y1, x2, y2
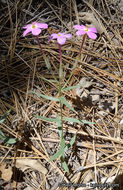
(73, 25, 98, 39)
(50, 32, 72, 45)
(23, 22, 48, 37)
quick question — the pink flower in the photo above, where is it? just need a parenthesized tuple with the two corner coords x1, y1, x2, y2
(73, 25, 98, 39)
(23, 22, 48, 37)
(50, 32, 72, 45)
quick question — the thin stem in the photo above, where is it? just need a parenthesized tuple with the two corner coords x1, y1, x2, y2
(59, 44, 63, 80)
(35, 35, 44, 56)
(58, 82, 63, 138)
(59, 44, 62, 63)
(58, 44, 63, 139)
(78, 34, 87, 57)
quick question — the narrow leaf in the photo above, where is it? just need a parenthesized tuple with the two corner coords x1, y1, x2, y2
(49, 149, 63, 162)
(0, 117, 6, 124)
(64, 135, 76, 152)
(56, 115, 62, 137)
(35, 115, 59, 123)
(31, 91, 59, 102)
(61, 159, 69, 173)
(0, 110, 11, 124)
(60, 137, 65, 152)
(0, 129, 6, 140)
(59, 96, 75, 112)
(63, 117, 95, 125)
(62, 84, 85, 91)
(38, 76, 57, 83)
(49, 137, 65, 162)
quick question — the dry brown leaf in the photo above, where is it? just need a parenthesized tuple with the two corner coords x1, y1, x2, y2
(0, 163, 13, 181)
(16, 159, 47, 175)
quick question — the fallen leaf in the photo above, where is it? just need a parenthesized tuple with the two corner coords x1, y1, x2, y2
(16, 159, 47, 175)
(0, 163, 13, 181)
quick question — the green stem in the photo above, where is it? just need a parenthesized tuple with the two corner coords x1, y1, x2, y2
(59, 44, 63, 80)
(58, 82, 63, 138)
(58, 44, 63, 139)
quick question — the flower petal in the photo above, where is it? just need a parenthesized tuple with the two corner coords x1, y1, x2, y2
(32, 28, 41, 36)
(64, 34, 72, 38)
(80, 25, 87, 30)
(74, 25, 82, 30)
(57, 37, 66, 45)
(87, 31, 97, 39)
(58, 32, 63, 35)
(23, 28, 32, 37)
(23, 24, 32, 29)
(89, 27, 98, 33)
(36, 23, 48, 29)
(51, 33, 58, 39)
(76, 30, 86, 36)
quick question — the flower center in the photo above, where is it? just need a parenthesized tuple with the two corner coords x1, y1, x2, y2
(58, 33, 61, 36)
(84, 27, 88, 31)
(32, 23, 36, 29)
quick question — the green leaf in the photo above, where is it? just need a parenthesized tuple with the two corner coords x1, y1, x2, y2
(5, 138, 18, 145)
(31, 91, 59, 102)
(59, 96, 75, 112)
(0, 129, 6, 138)
(64, 135, 76, 152)
(56, 115, 62, 137)
(0, 129, 6, 140)
(62, 82, 88, 91)
(60, 137, 65, 151)
(0, 110, 11, 124)
(62, 117, 95, 125)
(49, 137, 65, 162)
(62, 85, 79, 91)
(0, 117, 6, 124)
(35, 115, 63, 137)
(61, 158, 69, 173)
(49, 149, 63, 162)
(35, 115, 60, 123)
(62, 117, 81, 123)
(38, 76, 56, 83)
